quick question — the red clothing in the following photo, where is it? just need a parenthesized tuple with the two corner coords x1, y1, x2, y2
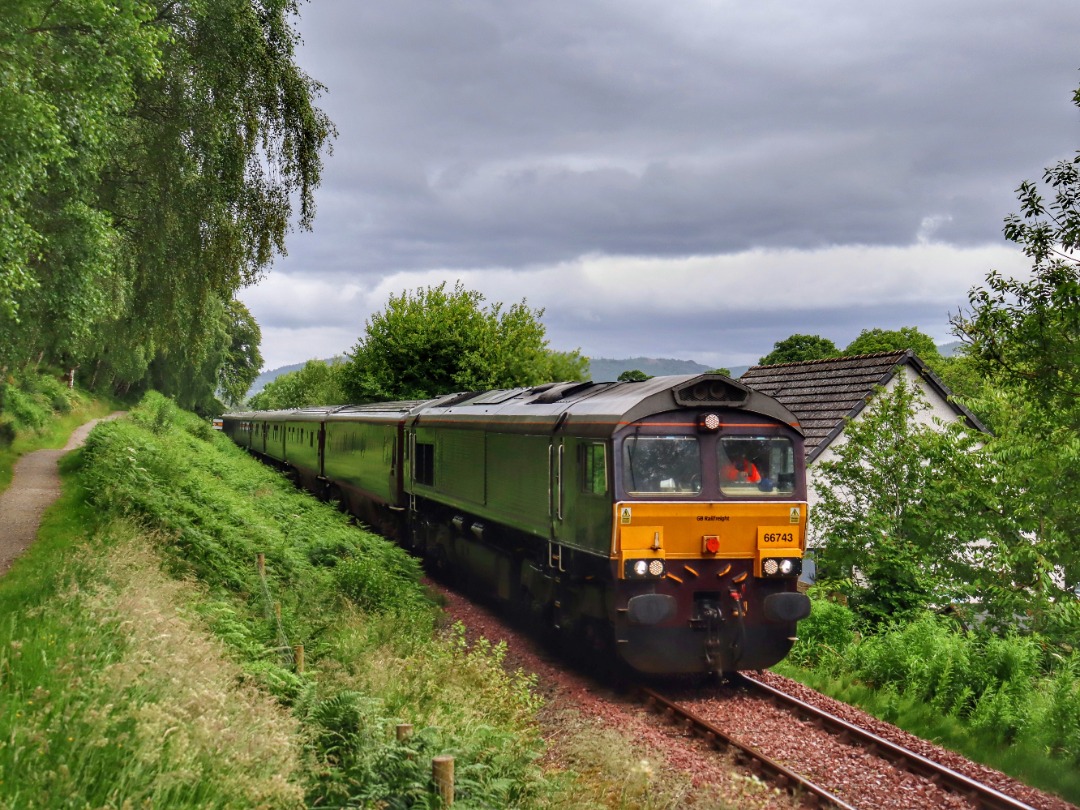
(722, 459, 761, 483)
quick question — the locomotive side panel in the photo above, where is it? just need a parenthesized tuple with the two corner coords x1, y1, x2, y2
(484, 433, 551, 536)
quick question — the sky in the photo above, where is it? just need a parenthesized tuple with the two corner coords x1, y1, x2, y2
(240, 0, 1080, 372)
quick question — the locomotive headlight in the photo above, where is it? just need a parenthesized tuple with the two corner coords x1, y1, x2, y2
(759, 557, 802, 578)
(625, 558, 667, 579)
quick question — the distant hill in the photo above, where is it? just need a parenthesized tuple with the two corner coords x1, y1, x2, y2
(248, 361, 307, 396)
(587, 357, 717, 382)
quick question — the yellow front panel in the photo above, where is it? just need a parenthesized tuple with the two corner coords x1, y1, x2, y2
(613, 501, 806, 559)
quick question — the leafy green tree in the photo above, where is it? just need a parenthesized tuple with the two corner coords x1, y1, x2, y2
(758, 334, 840, 366)
(952, 80, 1080, 599)
(0, 0, 332, 409)
(811, 379, 1007, 626)
(617, 370, 650, 382)
(707, 367, 732, 377)
(248, 359, 347, 410)
(0, 0, 166, 357)
(217, 300, 263, 407)
(844, 327, 942, 363)
(341, 282, 588, 401)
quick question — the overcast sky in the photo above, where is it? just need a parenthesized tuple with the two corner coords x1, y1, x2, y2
(241, 0, 1080, 372)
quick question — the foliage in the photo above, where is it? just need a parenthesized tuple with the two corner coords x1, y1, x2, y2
(617, 369, 651, 382)
(758, 333, 840, 365)
(811, 378, 1014, 626)
(844, 327, 942, 364)
(341, 281, 589, 401)
(0, 370, 82, 434)
(785, 592, 855, 671)
(952, 80, 1080, 598)
(247, 358, 347, 410)
(217, 300, 264, 407)
(780, 607, 1080, 801)
(0, 0, 333, 413)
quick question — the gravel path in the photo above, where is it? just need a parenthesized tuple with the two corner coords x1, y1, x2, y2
(0, 413, 123, 576)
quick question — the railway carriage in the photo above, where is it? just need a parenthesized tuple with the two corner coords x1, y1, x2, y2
(223, 373, 812, 675)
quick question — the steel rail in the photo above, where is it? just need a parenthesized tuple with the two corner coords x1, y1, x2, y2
(736, 673, 1038, 810)
(639, 686, 859, 810)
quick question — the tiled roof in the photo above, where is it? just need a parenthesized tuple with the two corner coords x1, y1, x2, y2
(739, 350, 984, 462)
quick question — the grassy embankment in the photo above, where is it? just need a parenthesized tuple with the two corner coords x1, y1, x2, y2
(778, 593, 1080, 805)
(0, 391, 752, 809)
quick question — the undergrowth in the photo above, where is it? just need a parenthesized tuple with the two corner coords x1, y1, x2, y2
(778, 591, 1080, 804)
(0, 369, 111, 494)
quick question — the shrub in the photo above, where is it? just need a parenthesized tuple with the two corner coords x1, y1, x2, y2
(788, 594, 855, 670)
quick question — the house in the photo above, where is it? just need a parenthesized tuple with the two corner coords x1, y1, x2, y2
(739, 350, 988, 581)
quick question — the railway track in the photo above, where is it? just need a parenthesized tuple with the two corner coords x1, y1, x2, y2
(640, 675, 1040, 810)
(640, 684, 857, 809)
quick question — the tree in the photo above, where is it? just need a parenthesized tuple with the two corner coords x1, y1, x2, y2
(844, 327, 942, 363)
(341, 282, 589, 401)
(248, 359, 347, 410)
(617, 370, 650, 382)
(0, 0, 333, 408)
(952, 80, 1080, 599)
(758, 334, 840, 366)
(811, 379, 1011, 627)
(217, 300, 263, 407)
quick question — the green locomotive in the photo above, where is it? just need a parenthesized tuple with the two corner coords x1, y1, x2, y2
(222, 373, 811, 674)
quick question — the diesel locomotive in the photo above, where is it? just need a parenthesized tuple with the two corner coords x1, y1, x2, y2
(222, 374, 812, 675)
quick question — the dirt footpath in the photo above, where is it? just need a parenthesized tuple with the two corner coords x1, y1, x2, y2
(0, 413, 123, 576)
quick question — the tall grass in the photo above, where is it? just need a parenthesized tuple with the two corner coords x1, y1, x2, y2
(779, 593, 1080, 804)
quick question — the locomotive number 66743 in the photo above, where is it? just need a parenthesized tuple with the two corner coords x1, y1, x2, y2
(222, 373, 812, 675)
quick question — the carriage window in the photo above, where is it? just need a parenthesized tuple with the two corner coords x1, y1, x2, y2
(718, 436, 796, 497)
(580, 443, 607, 495)
(623, 436, 701, 495)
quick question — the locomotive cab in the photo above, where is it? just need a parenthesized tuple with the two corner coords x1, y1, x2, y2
(609, 402, 811, 674)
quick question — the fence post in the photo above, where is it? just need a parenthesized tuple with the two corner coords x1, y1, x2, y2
(293, 644, 304, 673)
(432, 755, 454, 806)
(396, 723, 413, 742)
(256, 552, 265, 578)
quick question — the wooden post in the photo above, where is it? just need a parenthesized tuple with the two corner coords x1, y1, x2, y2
(274, 601, 282, 622)
(293, 644, 304, 673)
(432, 755, 454, 806)
(256, 553, 265, 578)
(396, 723, 413, 742)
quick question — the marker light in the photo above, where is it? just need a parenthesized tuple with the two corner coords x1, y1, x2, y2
(702, 535, 721, 554)
(649, 560, 664, 577)
(634, 560, 648, 577)
(699, 413, 721, 432)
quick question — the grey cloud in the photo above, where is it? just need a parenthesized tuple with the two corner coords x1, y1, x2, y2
(250, 1, 1080, 367)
